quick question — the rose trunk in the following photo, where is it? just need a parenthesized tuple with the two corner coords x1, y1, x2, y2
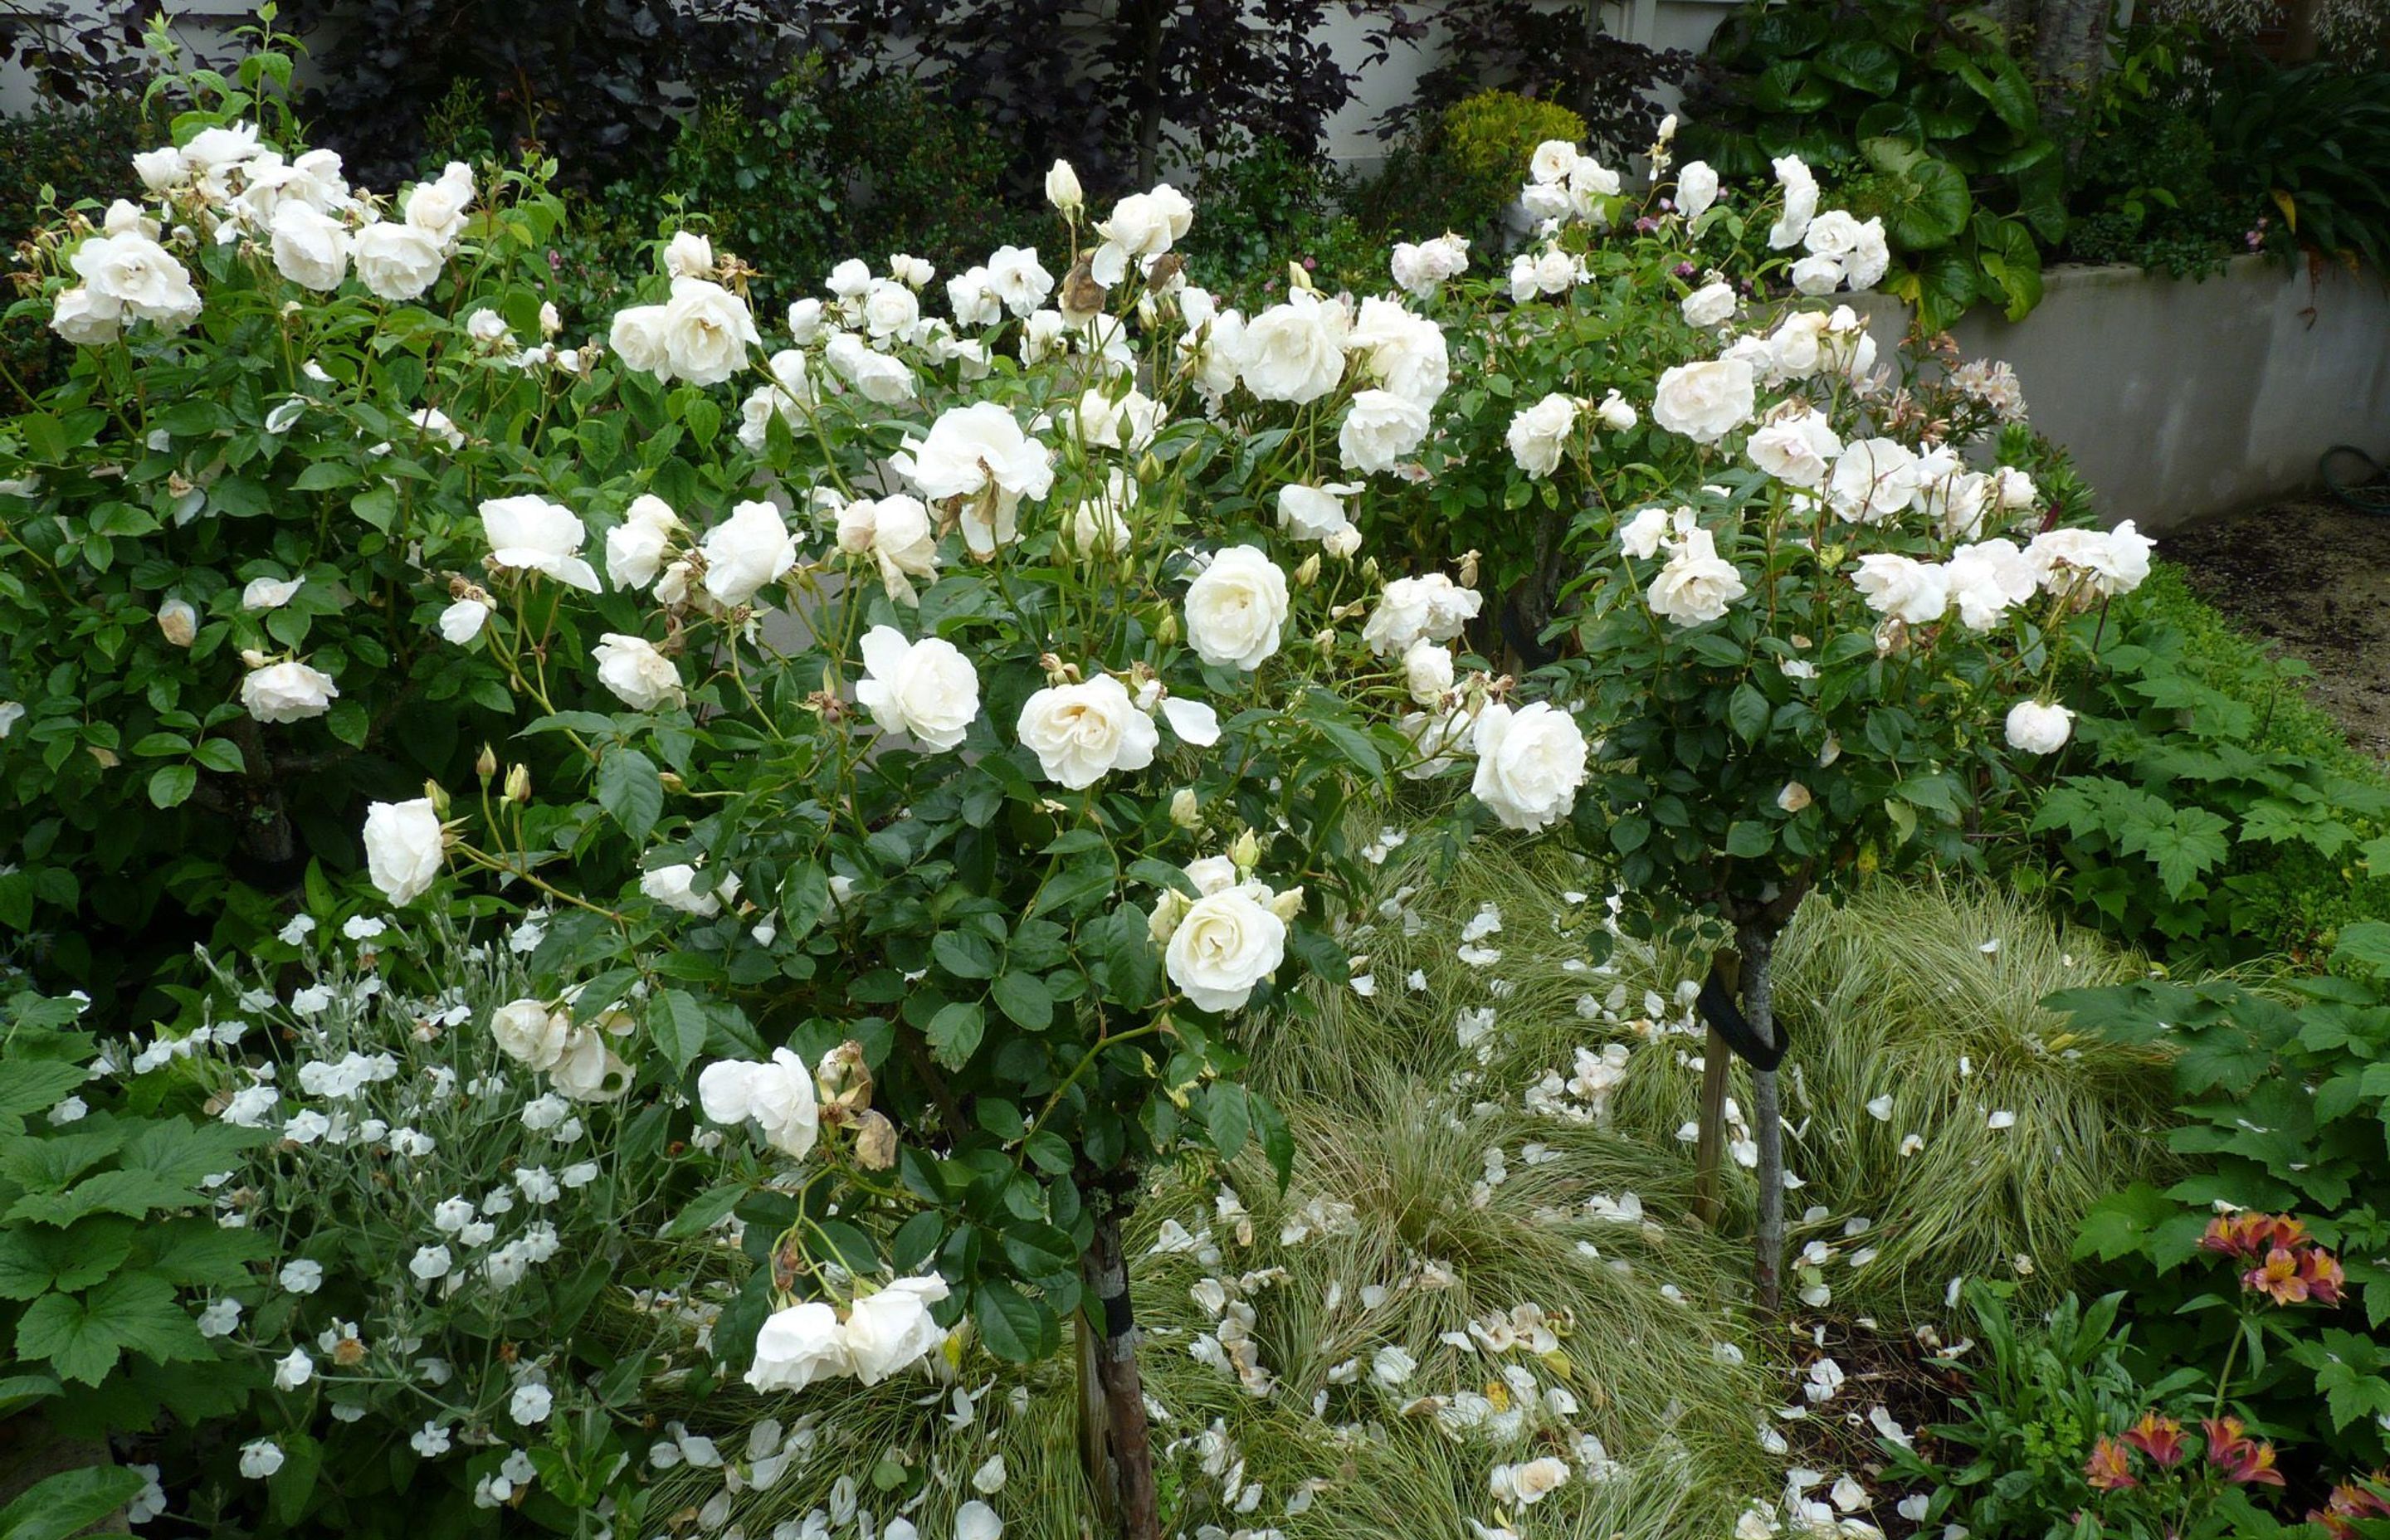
(1078, 1199, 1161, 1540)
(1738, 922, 1786, 1313)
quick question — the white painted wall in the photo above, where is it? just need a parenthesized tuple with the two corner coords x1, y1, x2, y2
(1861, 256, 2390, 531)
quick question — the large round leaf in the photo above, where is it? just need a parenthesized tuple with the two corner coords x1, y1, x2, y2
(1812, 39, 1902, 97)
(1753, 59, 1835, 114)
(1868, 148, 1973, 251)
(1855, 100, 1928, 148)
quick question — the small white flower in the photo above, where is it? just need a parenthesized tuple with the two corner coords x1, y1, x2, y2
(279, 1259, 324, 1294)
(239, 1440, 285, 1479)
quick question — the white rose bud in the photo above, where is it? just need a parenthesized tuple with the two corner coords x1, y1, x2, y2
(156, 597, 198, 648)
(1045, 159, 1084, 215)
(2004, 699, 2075, 754)
(362, 797, 446, 904)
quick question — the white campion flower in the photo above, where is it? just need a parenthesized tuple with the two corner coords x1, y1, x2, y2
(1676, 160, 1719, 221)
(986, 245, 1055, 317)
(241, 575, 303, 612)
(1826, 438, 1922, 524)
(1089, 184, 1193, 285)
(1016, 673, 1158, 790)
(352, 223, 446, 302)
(510, 1383, 553, 1425)
(1277, 481, 1360, 543)
(1183, 546, 1290, 670)
(1388, 232, 1470, 299)
(239, 1440, 285, 1479)
(699, 500, 797, 607)
(1505, 392, 1578, 478)
(2005, 699, 2075, 753)
(363, 798, 445, 904)
(481, 495, 602, 592)
(409, 1245, 452, 1282)
(269, 201, 349, 291)
(1651, 358, 1755, 444)
(273, 1347, 315, 1391)
(1851, 553, 1950, 625)
(1165, 885, 1288, 1013)
(747, 1301, 850, 1391)
(1241, 289, 1349, 405)
(845, 1274, 952, 1384)
(1645, 527, 1747, 626)
(1680, 280, 1739, 327)
(856, 626, 979, 752)
(1471, 702, 1588, 832)
(606, 495, 681, 591)
(1339, 388, 1430, 475)
(1747, 409, 1841, 489)
(1363, 573, 1482, 656)
(593, 633, 683, 710)
(241, 659, 339, 724)
(1944, 538, 2036, 630)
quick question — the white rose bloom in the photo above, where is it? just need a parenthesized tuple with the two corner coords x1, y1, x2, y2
(606, 495, 681, 590)
(241, 660, 338, 723)
(946, 266, 1001, 328)
(157, 597, 198, 647)
(1825, 438, 1921, 524)
(270, 202, 349, 291)
(352, 223, 446, 302)
(482, 495, 602, 591)
(654, 277, 760, 386)
(1676, 160, 1719, 221)
(1403, 639, 1455, 705)
(1388, 233, 1469, 298)
(1471, 702, 1588, 832)
(986, 245, 1055, 317)
(1595, 389, 1637, 431)
(1788, 254, 1845, 295)
(1338, 388, 1430, 475)
(1016, 673, 1159, 789)
(1646, 527, 1747, 626)
(690, 500, 793, 608)
(1747, 409, 1841, 489)
(1045, 158, 1083, 212)
(663, 230, 714, 280)
(70, 232, 200, 328)
(363, 797, 445, 904)
(822, 332, 915, 404)
(1277, 481, 1360, 542)
(438, 597, 490, 644)
(1089, 185, 1192, 285)
(1846, 218, 1892, 290)
(1066, 386, 1164, 451)
(1505, 392, 1578, 478)
(1680, 280, 1739, 327)
(549, 1027, 628, 1102)
(1919, 466, 1995, 542)
(402, 163, 474, 248)
(729, 1047, 819, 1156)
(1851, 553, 1950, 624)
(1618, 505, 1673, 559)
(1768, 154, 1819, 249)
(642, 863, 732, 918)
(1532, 245, 1581, 295)
(1183, 546, 1290, 671)
(49, 287, 120, 345)
(490, 999, 571, 1070)
(1767, 310, 1832, 379)
(845, 1274, 951, 1385)
(1066, 469, 1138, 557)
(1165, 885, 1287, 1013)
(1944, 539, 2036, 630)
(1651, 358, 1755, 444)
(895, 402, 1055, 504)
(1803, 209, 1864, 259)
(1529, 139, 1580, 184)
(2005, 699, 2075, 754)
(593, 633, 683, 710)
(1397, 707, 1475, 780)
(1346, 295, 1448, 409)
(133, 146, 185, 191)
(1362, 573, 1482, 655)
(1241, 290, 1349, 405)
(747, 1301, 851, 1391)
(1991, 465, 2039, 510)
(241, 575, 303, 612)
(841, 495, 942, 603)
(860, 276, 919, 340)
(856, 626, 979, 752)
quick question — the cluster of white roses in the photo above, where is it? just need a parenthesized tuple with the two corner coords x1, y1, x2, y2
(489, 996, 633, 1102)
(697, 1049, 824, 1159)
(744, 1274, 953, 1395)
(1149, 848, 1300, 1014)
(51, 124, 483, 344)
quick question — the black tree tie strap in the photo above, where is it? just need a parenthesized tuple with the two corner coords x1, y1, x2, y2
(1698, 958, 1786, 1070)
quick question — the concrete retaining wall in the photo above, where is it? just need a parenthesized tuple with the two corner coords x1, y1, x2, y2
(1865, 256, 2390, 531)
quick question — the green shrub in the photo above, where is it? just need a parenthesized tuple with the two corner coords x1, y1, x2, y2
(1349, 90, 1589, 246)
(0, 93, 151, 409)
